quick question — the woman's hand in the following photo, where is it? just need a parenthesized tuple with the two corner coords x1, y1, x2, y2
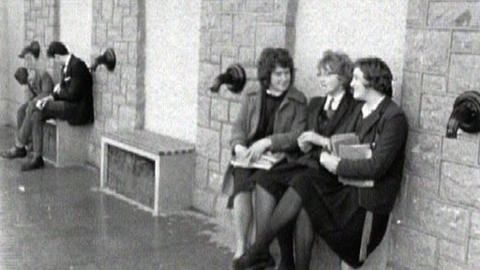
(245, 138, 272, 162)
(319, 151, 340, 174)
(298, 131, 330, 150)
(234, 144, 248, 158)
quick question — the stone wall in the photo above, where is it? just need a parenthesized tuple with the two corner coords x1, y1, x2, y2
(24, 0, 60, 75)
(393, 1, 480, 269)
(87, 0, 146, 167)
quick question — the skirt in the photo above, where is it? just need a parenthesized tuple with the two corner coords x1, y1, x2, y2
(255, 162, 389, 267)
(227, 167, 266, 208)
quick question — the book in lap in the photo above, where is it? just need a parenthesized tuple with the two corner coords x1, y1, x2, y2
(330, 133, 375, 188)
(231, 151, 285, 170)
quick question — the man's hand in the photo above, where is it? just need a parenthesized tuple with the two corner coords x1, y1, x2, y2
(53, 83, 61, 94)
(35, 95, 54, 110)
(245, 138, 272, 162)
(319, 151, 340, 174)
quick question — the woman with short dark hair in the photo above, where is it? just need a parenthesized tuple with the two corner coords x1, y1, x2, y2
(234, 57, 408, 270)
(223, 47, 307, 267)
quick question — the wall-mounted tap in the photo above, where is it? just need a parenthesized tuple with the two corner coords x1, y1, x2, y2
(446, 91, 480, 138)
(90, 48, 116, 73)
(210, 63, 246, 94)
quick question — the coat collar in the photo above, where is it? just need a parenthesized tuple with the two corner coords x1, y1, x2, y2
(358, 97, 391, 140)
(246, 86, 305, 104)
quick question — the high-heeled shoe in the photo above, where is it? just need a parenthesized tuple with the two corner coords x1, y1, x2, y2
(232, 245, 272, 270)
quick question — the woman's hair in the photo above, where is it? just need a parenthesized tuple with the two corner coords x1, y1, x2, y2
(257, 48, 295, 90)
(317, 50, 353, 91)
(354, 57, 393, 97)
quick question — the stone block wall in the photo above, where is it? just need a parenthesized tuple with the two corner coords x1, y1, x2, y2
(394, 1, 480, 269)
(88, 0, 146, 167)
(24, 0, 60, 75)
(194, 0, 298, 215)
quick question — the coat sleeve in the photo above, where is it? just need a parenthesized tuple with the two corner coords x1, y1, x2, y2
(337, 112, 408, 180)
(268, 101, 307, 152)
(54, 63, 87, 102)
(230, 92, 249, 149)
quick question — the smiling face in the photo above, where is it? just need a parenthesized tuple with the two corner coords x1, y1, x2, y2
(317, 66, 342, 96)
(269, 65, 291, 93)
(350, 67, 370, 100)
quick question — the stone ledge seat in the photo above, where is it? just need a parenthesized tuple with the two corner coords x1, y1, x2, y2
(100, 129, 195, 216)
(43, 119, 92, 167)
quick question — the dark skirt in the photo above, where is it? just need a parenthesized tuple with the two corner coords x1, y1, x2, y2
(227, 167, 266, 208)
(254, 162, 389, 267)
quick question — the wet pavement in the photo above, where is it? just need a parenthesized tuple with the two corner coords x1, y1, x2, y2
(0, 127, 233, 270)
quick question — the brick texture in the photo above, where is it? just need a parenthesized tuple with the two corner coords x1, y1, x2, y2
(397, 1, 480, 269)
(87, 0, 146, 167)
(24, 0, 60, 75)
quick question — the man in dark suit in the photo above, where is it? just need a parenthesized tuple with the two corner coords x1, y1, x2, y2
(0, 41, 93, 171)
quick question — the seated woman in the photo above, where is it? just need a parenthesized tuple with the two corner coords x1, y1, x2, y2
(224, 48, 307, 266)
(234, 57, 408, 270)
(250, 50, 358, 270)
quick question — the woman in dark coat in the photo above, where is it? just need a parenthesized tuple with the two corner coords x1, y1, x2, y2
(234, 57, 408, 270)
(225, 47, 307, 264)
(250, 50, 358, 270)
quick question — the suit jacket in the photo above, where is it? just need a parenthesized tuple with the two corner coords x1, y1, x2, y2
(337, 97, 408, 214)
(53, 55, 94, 125)
(296, 93, 358, 170)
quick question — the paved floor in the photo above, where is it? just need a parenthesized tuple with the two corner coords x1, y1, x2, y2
(0, 127, 233, 270)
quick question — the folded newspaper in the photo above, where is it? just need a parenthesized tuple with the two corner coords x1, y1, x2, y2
(330, 133, 375, 188)
(231, 151, 284, 170)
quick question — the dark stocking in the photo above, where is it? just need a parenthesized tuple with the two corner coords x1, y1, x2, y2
(255, 185, 294, 269)
(255, 187, 303, 250)
(295, 209, 314, 270)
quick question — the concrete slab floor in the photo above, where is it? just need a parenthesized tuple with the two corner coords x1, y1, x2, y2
(0, 127, 233, 270)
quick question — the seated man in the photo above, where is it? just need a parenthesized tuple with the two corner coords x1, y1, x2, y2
(0, 41, 93, 171)
(1, 41, 54, 158)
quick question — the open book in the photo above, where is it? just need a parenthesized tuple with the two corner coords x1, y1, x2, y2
(330, 133, 374, 188)
(231, 151, 284, 170)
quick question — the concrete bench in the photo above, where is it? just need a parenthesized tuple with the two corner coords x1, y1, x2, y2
(43, 119, 91, 167)
(100, 130, 195, 216)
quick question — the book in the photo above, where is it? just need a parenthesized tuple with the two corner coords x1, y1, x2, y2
(231, 151, 284, 170)
(337, 143, 374, 188)
(329, 133, 374, 188)
(330, 133, 359, 154)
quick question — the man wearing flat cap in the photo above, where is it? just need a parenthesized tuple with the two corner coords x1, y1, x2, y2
(0, 41, 54, 165)
(0, 41, 93, 171)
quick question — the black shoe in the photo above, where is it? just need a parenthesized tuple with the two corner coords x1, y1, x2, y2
(0, 146, 27, 159)
(21, 156, 44, 171)
(232, 246, 271, 270)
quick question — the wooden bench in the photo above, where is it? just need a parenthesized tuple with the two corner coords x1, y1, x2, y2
(100, 130, 195, 216)
(43, 119, 91, 167)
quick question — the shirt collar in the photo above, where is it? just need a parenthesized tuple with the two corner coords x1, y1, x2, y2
(324, 91, 345, 111)
(63, 54, 73, 73)
(361, 96, 385, 118)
